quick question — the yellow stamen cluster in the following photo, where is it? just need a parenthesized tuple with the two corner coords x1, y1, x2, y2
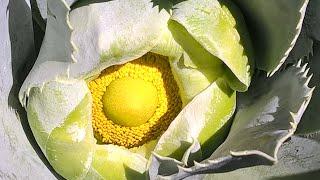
(88, 53, 182, 148)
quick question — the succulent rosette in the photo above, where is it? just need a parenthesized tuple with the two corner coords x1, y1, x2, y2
(1, 0, 319, 179)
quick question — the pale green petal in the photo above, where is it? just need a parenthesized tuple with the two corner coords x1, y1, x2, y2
(232, 0, 308, 75)
(150, 23, 183, 59)
(86, 145, 147, 180)
(46, 93, 95, 179)
(169, 0, 254, 92)
(170, 53, 217, 105)
(20, 0, 170, 105)
(168, 20, 224, 97)
(27, 79, 89, 151)
(154, 79, 236, 160)
(26, 78, 149, 179)
(26, 79, 96, 179)
(69, 0, 170, 78)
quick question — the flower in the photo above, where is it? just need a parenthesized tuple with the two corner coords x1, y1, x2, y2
(15, 0, 316, 179)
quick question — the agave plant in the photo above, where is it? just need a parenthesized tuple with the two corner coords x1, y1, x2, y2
(0, 0, 319, 179)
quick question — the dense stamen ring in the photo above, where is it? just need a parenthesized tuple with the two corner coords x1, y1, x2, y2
(88, 53, 182, 148)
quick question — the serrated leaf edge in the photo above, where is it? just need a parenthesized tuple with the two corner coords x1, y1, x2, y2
(268, 0, 309, 76)
(160, 62, 314, 179)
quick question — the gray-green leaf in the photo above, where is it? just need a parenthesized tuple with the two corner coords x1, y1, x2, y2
(157, 61, 313, 179)
(296, 42, 320, 135)
(203, 135, 320, 180)
(232, 0, 308, 75)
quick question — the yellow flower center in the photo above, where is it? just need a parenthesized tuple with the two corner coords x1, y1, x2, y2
(102, 78, 158, 127)
(88, 53, 182, 148)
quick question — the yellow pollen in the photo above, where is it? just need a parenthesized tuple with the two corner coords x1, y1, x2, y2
(103, 78, 158, 127)
(88, 53, 182, 148)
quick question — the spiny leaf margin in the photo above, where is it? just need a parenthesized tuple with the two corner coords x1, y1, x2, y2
(156, 61, 314, 179)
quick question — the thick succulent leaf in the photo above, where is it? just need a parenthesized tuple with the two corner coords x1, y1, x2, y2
(296, 42, 320, 135)
(286, 2, 320, 135)
(35, 0, 77, 19)
(0, 0, 55, 178)
(20, 0, 170, 105)
(232, 0, 308, 75)
(286, 28, 314, 65)
(202, 135, 320, 180)
(152, 78, 235, 163)
(159, 62, 313, 179)
(304, 0, 320, 42)
(19, 0, 76, 106)
(287, 0, 320, 64)
(169, 0, 254, 92)
(26, 79, 96, 179)
(86, 145, 147, 180)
